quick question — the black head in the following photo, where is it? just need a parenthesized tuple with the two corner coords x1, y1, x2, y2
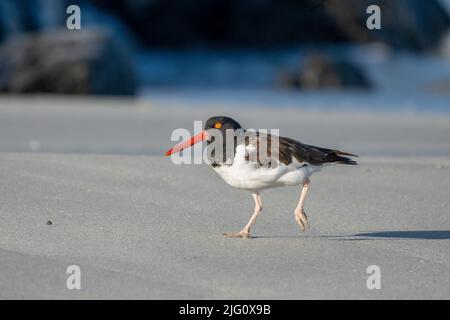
(204, 117, 243, 165)
(204, 116, 242, 133)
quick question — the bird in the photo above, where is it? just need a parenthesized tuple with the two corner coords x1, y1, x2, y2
(165, 116, 357, 239)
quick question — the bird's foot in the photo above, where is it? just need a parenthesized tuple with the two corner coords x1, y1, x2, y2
(223, 230, 251, 239)
(295, 209, 309, 231)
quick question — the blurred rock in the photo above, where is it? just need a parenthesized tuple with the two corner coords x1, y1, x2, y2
(439, 30, 450, 57)
(0, 28, 136, 95)
(278, 54, 371, 90)
(427, 79, 450, 95)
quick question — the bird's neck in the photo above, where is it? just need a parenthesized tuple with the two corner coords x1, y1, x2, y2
(207, 129, 245, 166)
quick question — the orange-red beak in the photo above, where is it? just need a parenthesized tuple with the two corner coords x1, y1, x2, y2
(165, 130, 207, 156)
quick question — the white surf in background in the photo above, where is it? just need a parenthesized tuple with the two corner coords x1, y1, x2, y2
(137, 45, 450, 114)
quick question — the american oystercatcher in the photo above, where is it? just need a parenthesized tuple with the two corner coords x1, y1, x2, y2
(166, 116, 357, 238)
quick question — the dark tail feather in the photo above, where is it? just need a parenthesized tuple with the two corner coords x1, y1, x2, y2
(336, 156, 358, 165)
(299, 143, 358, 165)
(325, 151, 358, 165)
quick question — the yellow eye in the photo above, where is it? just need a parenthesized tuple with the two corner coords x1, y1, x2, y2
(214, 122, 222, 129)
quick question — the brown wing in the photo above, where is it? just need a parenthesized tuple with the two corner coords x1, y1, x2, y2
(242, 131, 357, 166)
(279, 137, 358, 166)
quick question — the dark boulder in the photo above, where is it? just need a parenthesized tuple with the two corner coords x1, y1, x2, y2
(0, 28, 136, 95)
(278, 54, 371, 90)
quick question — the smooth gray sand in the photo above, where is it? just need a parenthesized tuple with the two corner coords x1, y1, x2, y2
(0, 96, 449, 299)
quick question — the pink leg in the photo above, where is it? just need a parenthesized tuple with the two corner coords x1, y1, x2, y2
(224, 192, 262, 239)
(295, 178, 310, 231)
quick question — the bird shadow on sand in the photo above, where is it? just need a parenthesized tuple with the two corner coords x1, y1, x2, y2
(252, 230, 450, 240)
(350, 230, 450, 240)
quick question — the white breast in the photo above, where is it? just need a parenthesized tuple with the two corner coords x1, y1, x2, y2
(212, 145, 320, 191)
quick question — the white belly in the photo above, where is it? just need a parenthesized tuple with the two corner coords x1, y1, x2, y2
(212, 160, 319, 191)
(211, 144, 321, 191)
